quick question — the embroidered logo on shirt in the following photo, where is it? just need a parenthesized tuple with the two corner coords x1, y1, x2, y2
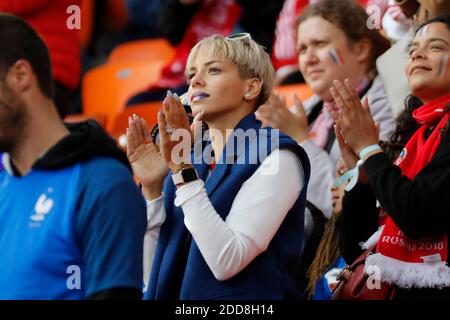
(30, 191, 54, 223)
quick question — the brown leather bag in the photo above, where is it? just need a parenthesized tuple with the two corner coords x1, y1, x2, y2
(332, 245, 396, 300)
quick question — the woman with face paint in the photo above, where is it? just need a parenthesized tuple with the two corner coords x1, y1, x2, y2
(332, 16, 450, 299)
(256, 0, 396, 222)
(255, 0, 396, 297)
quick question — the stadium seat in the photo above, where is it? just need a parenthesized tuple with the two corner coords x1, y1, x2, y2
(108, 38, 175, 64)
(273, 83, 314, 106)
(110, 101, 162, 143)
(82, 60, 166, 132)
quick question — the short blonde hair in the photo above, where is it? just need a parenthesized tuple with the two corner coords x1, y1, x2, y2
(186, 34, 274, 107)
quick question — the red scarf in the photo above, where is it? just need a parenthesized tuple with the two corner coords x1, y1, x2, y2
(370, 94, 450, 288)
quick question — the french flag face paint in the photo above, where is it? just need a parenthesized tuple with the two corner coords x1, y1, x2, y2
(438, 54, 448, 78)
(328, 48, 344, 65)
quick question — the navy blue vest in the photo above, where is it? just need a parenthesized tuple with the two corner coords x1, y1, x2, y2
(146, 114, 310, 299)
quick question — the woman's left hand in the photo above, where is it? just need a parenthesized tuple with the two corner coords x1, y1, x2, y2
(329, 79, 379, 155)
(159, 91, 193, 173)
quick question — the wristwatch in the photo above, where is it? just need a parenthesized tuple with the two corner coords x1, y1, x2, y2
(172, 166, 199, 186)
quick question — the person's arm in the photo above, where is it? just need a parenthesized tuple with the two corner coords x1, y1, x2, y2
(76, 161, 147, 299)
(143, 195, 165, 289)
(337, 183, 380, 264)
(175, 149, 304, 281)
(255, 94, 332, 218)
(0, 0, 51, 14)
(363, 135, 450, 239)
(298, 78, 396, 220)
(300, 140, 335, 219)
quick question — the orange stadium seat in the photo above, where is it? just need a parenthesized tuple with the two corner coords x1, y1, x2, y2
(82, 59, 166, 132)
(108, 38, 176, 64)
(273, 83, 314, 106)
(110, 101, 162, 141)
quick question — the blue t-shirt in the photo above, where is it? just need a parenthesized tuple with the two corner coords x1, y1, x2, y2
(0, 157, 147, 299)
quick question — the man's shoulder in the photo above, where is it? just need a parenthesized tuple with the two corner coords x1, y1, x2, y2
(74, 156, 145, 225)
(77, 156, 135, 192)
(80, 156, 130, 176)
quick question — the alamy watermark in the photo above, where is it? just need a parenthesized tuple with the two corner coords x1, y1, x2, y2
(66, 5, 81, 30)
(366, 4, 383, 30)
(365, 264, 382, 290)
(65, 4, 387, 31)
(66, 265, 81, 290)
(165, 126, 282, 175)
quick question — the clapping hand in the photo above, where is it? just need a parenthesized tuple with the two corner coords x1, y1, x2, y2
(127, 115, 169, 199)
(328, 79, 379, 156)
(255, 92, 309, 143)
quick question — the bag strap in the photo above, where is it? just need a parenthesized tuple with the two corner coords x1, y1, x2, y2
(351, 243, 377, 268)
(336, 243, 377, 283)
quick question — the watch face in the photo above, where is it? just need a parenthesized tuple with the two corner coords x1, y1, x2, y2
(182, 168, 198, 182)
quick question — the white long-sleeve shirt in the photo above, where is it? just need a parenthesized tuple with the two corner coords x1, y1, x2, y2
(143, 149, 305, 287)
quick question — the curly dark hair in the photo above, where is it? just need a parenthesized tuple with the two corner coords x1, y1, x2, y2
(381, 95, 423, 160)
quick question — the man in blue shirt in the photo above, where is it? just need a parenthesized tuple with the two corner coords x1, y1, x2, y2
(0, 13, 147, 299)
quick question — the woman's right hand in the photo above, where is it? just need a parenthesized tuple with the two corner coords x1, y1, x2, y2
(127, 115, 169, 199)
(326, 85, 381, 174)
(255, 93, 309, 143)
